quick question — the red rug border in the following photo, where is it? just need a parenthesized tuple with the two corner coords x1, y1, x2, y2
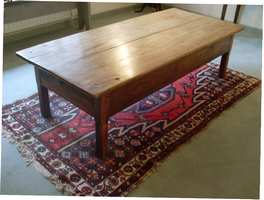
(116, 76, 261, 196)
(1, 64, 261, 196)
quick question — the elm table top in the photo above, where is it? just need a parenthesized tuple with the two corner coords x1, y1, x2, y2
(16, 8, 242, 98)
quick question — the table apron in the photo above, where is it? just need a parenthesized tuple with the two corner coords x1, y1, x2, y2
(106, 36, 233, 117)
(34, 36, 233, 119)
(36, 67, 96, 116)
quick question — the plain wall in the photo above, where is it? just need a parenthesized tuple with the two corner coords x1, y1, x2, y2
(90, 2, 135, 15)
(4, 2, 138, 35)
(239, 5, 262, 30)
(4, 2, 136, 24)
(4, 2, 76, 23)
(5, 3, 262, 31)
(170, 4, 263, 30)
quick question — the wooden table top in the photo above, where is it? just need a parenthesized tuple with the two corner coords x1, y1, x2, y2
(17, 8, 242, 98)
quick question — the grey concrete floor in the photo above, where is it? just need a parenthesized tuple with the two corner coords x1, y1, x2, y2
(1, 7, 262, 198)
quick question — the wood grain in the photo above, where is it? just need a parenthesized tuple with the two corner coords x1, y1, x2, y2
(34, 67, 51, 118)
(17, 8, 242, 98)
(37, 67, 95, 116)
(16, 8, 243, 159)
(107, 36, 234, 117)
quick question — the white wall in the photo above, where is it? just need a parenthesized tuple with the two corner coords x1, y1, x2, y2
(4, 2, 136, 34)
(172, 4, 223, 18)
(239, 5, 262, 30)
(170, 4, 262, 30)
(90, 2, 135, 15)
(4, 2, 76, 23)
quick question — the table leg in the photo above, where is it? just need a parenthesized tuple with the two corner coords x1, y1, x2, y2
(219, 52, 230, 78)
(95, 116, 108, 159)
(95, 97, 109, 159)
(34, 67, 51, 118)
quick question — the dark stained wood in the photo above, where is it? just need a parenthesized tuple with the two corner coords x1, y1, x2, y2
(37, 66, 95, 116)
(95, 96, 109, 159)
(17, 8, 243, 159)
(95, 116, 108, 159)
(107, 36, 234, 117)
(16, 11, 242, 98)
(219, 52, 230, 78)
(34, 67, 51, 118)
(16, 8, 203, 61)
(219, 36, 233, 78)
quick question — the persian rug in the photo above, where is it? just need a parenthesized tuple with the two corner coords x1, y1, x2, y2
(2, 63, 260, 196)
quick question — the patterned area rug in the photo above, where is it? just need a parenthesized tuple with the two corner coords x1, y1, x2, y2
(2, 63, 260, 196)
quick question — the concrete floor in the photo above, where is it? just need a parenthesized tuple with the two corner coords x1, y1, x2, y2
(1, 7, 262, 198)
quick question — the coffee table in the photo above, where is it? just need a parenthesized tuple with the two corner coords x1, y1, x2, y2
(16, 8, 242, 159)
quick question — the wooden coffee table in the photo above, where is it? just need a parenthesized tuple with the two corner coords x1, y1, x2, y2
(16, 8, 242, 159)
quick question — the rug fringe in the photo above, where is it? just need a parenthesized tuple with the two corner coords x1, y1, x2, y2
(120, 77, 261, 196)
(122, 161, 161, 196)
(1, 128, 75, 196)
(2, 68, 261, 196)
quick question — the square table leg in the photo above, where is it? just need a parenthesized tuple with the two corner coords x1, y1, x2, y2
(219, 51, 230, 79)
(34, 67, 51, 118)
(95, 116, 108, 160)
(95, 97, 109, 160)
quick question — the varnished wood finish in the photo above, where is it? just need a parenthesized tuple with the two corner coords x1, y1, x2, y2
(16, 8, 243, 159)
(219, 36, 233, 78)
(36, 67, 95, 116)
(95, 96, 109, 159)
(34, 67, 51, 118)
(17, 8, 242, 97)
(219, 52, 230, 78)
(107, 36, 234, 116)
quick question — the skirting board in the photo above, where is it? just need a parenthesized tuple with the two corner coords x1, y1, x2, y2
(4, 4, 141, 45)
(4, 19, 78, 45)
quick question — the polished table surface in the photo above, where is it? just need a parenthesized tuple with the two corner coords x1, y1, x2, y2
(17, 8, 242, 98)
(16, 8, 243, 159)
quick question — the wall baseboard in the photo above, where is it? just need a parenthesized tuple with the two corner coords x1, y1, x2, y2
(4, 4, 140, 44)
(4, 8, 78, 34)
(4, 19, 78, 45)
